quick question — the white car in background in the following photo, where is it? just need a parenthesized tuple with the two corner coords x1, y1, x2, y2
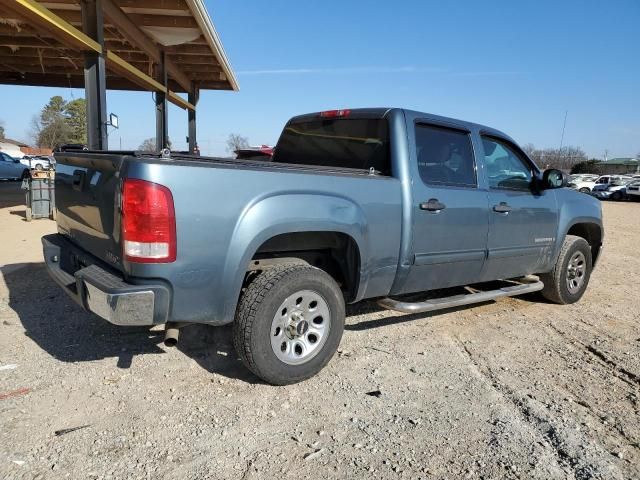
(20, 155, 54, 170)
(591, 176, 634, 201)
(625, 180, 640, 201)
(572, 175, 631, 194)
(568, 174, 599, 193)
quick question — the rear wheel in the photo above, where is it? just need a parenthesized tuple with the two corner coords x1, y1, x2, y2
(539, 235, 592, 304)
(610, 191, 623, 201)
(578, 187, 590, 193)
(233, 264, 345, 385)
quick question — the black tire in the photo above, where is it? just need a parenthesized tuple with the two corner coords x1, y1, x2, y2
(233, 264, 345, 385)
(539, 235, 592, 304)
(578, 187, 590, 193)
(610, 191, 622, 201)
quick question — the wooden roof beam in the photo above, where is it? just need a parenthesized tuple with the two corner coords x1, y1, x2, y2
(105, 50, 164, 92)
(49, 8, 198, 28)
(168, 90, 194, 110)
(2, 0, 101, 52)
(101, 0, 190, 92)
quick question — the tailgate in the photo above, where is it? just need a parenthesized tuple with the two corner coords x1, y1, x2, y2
(54, 152, 128, 270)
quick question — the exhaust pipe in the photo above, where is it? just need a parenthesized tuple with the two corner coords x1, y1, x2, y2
(164, 322, 180, 347)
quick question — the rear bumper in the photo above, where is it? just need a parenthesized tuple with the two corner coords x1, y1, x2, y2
(42, 234, 170, 326)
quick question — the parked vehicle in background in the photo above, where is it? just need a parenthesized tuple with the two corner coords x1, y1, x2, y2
(0, 151, 30, 180)
(20, 155, 54, 171)
(591, 176, 633, 201)
(573, 175, 633, 194)
(234, 145, 274, 160)
(569, 174, 600, 193)
(569, 174, 598, 184)
(55, 144, 88, 152)
(44, 108, 604, 385)
(625, 180, 640, 201)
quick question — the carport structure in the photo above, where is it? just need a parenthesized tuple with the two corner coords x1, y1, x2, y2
(0, 0, 238, 151)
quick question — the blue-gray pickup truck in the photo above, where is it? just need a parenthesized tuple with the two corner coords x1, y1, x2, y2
(43, 108, 603, 384)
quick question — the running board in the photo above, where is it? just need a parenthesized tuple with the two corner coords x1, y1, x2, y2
(377, 278, 544, 314)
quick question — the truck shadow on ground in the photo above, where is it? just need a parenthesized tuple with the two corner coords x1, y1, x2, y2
(3, 263, 542, 384)
(2, 263, 261, 384)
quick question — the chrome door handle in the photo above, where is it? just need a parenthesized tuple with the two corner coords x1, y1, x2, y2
(493, 202, 513, 214)
(420, 199, 446, 212)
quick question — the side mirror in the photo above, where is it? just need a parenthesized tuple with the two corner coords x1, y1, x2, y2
(14, 159, 20, 163)
(541, 169, 567, 189)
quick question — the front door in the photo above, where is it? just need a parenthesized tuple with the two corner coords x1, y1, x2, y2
(396, 123, 489, 294)
(480, 136, 558, 281)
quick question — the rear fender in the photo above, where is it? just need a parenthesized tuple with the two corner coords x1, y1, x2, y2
(218, 192, 369, 323)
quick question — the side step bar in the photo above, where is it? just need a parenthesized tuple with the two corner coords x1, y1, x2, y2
(377, 277, 544, 314)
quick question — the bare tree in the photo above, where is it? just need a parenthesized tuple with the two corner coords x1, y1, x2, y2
(521, 144, 587, 171)
(226, 133, 249, 154)
(138, 138, 156, 152)
(138, 137, 171, 152)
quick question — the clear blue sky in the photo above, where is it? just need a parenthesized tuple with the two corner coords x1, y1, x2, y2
(1, 0, 638, 158)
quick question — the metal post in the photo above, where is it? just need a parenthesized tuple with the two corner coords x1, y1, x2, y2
(188, 83, 199, 154)
(155, 52, 168, 151)
(81, 0, 107, 150)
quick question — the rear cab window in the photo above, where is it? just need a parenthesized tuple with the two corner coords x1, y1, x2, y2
(272, 115, 391, 175)
(415, 124, 477, 187)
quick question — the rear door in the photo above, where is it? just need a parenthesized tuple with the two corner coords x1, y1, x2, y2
(397, 122, 489, 294)
(480, 136, 558, 281)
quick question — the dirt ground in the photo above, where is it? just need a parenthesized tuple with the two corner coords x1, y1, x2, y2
(0, 181, 638, 480)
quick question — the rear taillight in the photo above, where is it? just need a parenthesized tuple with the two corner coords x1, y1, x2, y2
(121, 178, 176, 263)
(319, 109, 351, 118)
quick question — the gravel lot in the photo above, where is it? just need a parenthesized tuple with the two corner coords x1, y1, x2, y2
(1, 181, 638, 480)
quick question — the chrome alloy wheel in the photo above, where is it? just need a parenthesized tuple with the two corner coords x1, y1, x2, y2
(270, 290, 331, 365)
(566, 251, 587, 294)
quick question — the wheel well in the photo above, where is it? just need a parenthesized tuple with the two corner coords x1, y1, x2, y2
(567, 223, 602, 265)
(250, 231, 361, 301)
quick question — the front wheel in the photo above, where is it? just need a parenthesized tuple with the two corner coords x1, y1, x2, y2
(578, 187, 590, 193)
(539, 235, 592, 304)
(233, 264, 345, 385)
(610, 191, 623, 201)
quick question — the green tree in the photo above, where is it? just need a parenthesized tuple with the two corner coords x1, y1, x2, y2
(0, 120, 5, 140)
(570, 160, 600, 174)
(64, 98, 87, 144)
(31, 96, 87, 149)
(33, 96, 71, 149)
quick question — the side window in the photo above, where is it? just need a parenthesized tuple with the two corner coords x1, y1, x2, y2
(415, 124, 476, 187)
(481, 137, 533, 191)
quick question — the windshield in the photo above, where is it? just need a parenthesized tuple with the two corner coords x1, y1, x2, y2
(273, 117, 391, 174)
